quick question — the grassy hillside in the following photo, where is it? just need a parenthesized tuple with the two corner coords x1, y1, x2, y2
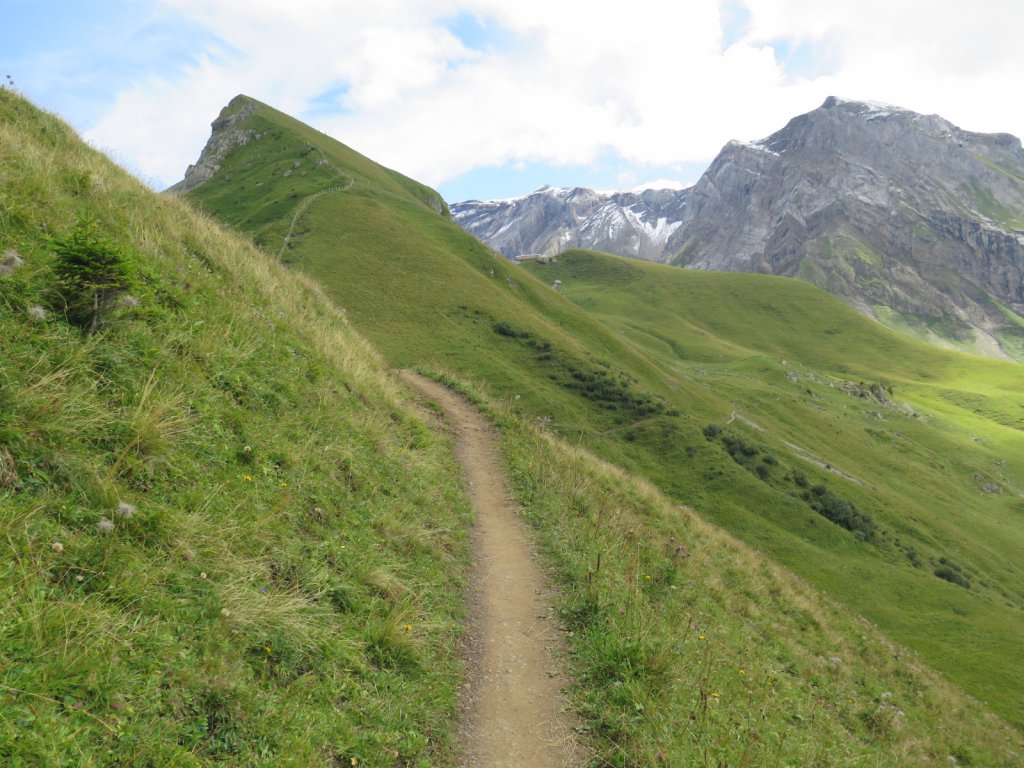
(183, 95, 447, 253)
(524, 251, 1024, 723)
(430, 370, 1023, 766)
(183, 96, 1024, 734)
(4, 89, 1024, 765)
(0, 88, 474, 766)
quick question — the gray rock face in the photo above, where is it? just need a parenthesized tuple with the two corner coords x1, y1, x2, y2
(669, 97, 1024, 356)
(166, 96, 262, 194)
(451, 185, 688, 261)
(453, 97, 1024, 357)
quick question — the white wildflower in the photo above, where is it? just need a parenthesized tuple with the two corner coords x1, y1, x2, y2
(97, 518, 115, 534)
(115, 501, 136, 519)
(28, 306, 47, 321)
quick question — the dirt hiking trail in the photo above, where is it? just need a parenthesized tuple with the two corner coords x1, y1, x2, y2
(400, 372, 582, 767)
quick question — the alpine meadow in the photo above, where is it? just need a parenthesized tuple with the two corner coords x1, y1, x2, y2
(2, 85, 1023, 767)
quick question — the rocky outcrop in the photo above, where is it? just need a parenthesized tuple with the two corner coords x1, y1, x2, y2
(166, 96, 262, 195)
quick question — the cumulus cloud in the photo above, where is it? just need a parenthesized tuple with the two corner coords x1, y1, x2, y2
(81, 0, 1024, 194)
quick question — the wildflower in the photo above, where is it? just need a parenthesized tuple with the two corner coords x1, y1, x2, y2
(97, 518, 114, 534)
(644, 574, 652, 580)
(51, 542, 64, 554)
(278, 482, 288, 488)
(200, 572, 207, 579)
(259, 586, 267, 592)
(711, 692, 720, 698)
(28, 306, 47, 321)
(244, 475, 253, 482)
(220, 608, 231, 618)
(115, 501, 136, 519)
(698, 635, 705, 640)
(405, 624, 413, 632)
(117, 294, 139, 309)
(739, 668, 746, 675)
(264, 646, 272, 654)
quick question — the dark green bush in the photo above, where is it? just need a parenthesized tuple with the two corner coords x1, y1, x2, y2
(722, 434, 759, 458)
(50, 218, 134, 332)
(803, 485, 875, 540)
(492, 321, 530, 339)
(934, 566, 971, 589)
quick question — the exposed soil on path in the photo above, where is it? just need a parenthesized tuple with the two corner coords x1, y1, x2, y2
(399, 372, 583, 767)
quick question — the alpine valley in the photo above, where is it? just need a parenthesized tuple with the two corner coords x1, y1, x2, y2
(4, 84, 1024, 767)
(168, 92, 1024, 742)
(453, 97, 1024, 360)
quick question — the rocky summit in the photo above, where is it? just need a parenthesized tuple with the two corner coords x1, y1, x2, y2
(453, 97, 1024, 358)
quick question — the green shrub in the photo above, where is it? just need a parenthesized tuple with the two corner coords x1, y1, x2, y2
(722, 434, 759, 458)
(935, 566, 971, 589)
(492, 320, 530, 339)
(50, 218, 135, 332)
(804, 484, 875, 540)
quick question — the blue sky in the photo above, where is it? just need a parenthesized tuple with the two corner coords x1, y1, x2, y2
(4, 1, 1023, 202)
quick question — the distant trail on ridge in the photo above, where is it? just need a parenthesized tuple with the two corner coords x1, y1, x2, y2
(276, 175, 353, 260)
(399, 371, 583, 767)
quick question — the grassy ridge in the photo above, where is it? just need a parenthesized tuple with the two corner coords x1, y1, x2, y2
(184, 95, 446, 252)
(284, 166, 1024, 728)
(181, 96, 1024, 746)
(0, 89, 472, 766)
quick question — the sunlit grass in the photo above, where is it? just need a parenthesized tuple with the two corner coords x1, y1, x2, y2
(0, 88, 472, 767)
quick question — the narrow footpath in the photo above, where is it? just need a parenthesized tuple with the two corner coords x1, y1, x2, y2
(399, 372, 582, 767)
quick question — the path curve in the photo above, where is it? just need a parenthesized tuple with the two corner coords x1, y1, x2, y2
(399, 372, 582, 767)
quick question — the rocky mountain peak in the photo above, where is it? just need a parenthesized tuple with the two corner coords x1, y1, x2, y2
(166, 95, 263, 195)
(452, 98, 1024, 358)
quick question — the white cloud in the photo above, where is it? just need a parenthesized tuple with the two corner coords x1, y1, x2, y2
(79, 0, 1024, 194)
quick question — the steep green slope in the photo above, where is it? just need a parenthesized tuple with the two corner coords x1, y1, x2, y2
(179, 96, 1024, 748)
(180, 95, 446, 251)
(523, 250, 1024, 722)
(443, 373, 1023, 765)
(0, 89, 473, 766)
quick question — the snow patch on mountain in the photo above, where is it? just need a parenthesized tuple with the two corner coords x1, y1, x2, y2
(451, 184, 690, 261)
